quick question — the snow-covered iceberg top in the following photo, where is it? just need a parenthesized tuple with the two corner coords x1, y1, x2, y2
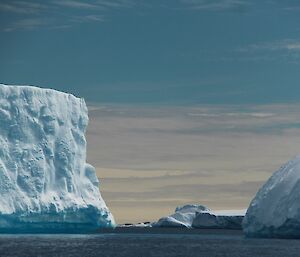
(243, 156, 300, 238)
(0, 84, 115, 232)
(153, 204, 244, 229)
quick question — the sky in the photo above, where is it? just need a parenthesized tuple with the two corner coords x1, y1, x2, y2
(1, 0, 300, 223)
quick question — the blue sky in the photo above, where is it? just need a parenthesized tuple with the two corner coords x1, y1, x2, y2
(1, 0, 300, 104)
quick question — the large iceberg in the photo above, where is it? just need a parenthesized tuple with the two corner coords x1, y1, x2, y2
(243, 156, 300, 238)
(153, 204, 244, 229)
(0, 84, 115, 233)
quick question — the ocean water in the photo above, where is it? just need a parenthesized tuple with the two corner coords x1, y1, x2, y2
(0, 229, 299, 257)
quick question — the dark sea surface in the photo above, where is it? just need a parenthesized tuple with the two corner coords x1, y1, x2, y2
(0, 228, 299, 257)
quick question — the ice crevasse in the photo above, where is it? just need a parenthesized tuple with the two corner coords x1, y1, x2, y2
(0, 84, 115, 233)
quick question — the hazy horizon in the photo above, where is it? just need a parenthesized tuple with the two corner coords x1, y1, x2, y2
(86, 103, 300, 223)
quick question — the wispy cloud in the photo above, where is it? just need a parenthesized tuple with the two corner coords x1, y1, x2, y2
(1, 0, 137, 32)
(233, 39, 300, 63)
(53, 0, 104, 10)
(4, 18, 49, 32)
(240, 39, 300, 52)
(0, 1, 47, 14)
(269, 0, 300, 12)
(87, 103, 300, 171)
(55, 0, 136, 10)
(96, 0, 136, 9)
(179, 0, 251, 11)
(71, 14, 106, 23)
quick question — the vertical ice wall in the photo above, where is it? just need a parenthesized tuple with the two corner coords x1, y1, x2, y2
(0, 84, 115, 232)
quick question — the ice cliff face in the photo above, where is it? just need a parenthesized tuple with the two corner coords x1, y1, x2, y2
(243, 156, 300, 238)
(0, 84, 115, 232)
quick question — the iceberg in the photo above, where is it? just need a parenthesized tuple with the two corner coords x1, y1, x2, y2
(192, 211, 244, 229)
(153, 204, 244, 229)
(154, 205, 209, 228)
(0, 84, 115, 233)
(243, 156, 300, 238)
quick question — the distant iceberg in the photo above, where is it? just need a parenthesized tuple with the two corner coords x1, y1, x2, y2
(154, 205, 209, 228)
(153, 204, 244, 229)
(192, 211, 244, 229)
(243, 156, 300, 238)
(0, 84, 115, 233)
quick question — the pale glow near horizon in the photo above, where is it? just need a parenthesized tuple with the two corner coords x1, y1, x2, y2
(86, 104, 300, 223)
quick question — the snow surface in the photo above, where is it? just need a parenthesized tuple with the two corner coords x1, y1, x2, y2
(0, 84, 115, 232)
(243, 156, 300, 238)
(153, 204, 244, 229)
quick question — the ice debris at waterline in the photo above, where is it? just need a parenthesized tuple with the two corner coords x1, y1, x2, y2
(118, 222, 152, 228)
(0, 84, 115, 233)
(243, 156, 300, 238)
(153, 204, 245, 229)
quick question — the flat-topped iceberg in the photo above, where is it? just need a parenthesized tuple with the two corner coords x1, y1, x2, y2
(154, 205, 209, 228)
(192, 211, 244, 229)
(243, 156, 300, 238)
(153, 204, 244, 229)
(0, 84, 115, 233)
